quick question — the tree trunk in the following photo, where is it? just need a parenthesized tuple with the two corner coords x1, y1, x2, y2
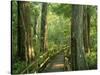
(40, 3, 48, 52)
(87, 7, 91, 53)
(83, 6, 90, 54)
(71, 5, 88, 70)
(17, 1, 35, 63)
(34, 15, 38, 37)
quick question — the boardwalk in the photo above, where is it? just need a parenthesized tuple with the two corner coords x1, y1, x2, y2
(42, 51, 65, 73)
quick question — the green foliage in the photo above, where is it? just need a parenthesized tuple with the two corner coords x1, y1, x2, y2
(30, 2, 40, 16)
(47, 11, 71, 47)
(12, 1, 17, 58)
(87, 6, 97, 17)
(12, 60, 26, 74)
(86, 51, 97, 69)
(49, 3, 71, 18)
(90, 6, 97, 52)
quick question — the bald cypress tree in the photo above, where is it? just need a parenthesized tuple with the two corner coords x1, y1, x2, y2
(71, 5, 88, 70)
(17, 1, 35, 63)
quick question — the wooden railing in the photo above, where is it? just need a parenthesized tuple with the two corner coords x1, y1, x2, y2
(20, 48, 64, 74)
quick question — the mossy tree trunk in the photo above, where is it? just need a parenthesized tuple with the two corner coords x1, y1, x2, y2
(71, 5, 88, 70)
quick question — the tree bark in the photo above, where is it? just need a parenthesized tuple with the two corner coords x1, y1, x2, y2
(71, 5, 88, 70)
(83, 6, 90, 54)
(34, 15, 38, 37)
(40, 3, 48, 52)
(17, 1, 35, 63)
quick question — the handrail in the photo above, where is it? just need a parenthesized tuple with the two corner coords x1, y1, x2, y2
(20, 52, 48, 73)
(20, 49, 64, 73)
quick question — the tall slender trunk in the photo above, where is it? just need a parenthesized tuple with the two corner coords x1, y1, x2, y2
(40, 3, 48, 52)
(83, 6, 90, 54)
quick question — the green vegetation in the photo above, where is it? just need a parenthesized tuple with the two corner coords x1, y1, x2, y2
(12, 1, 97, 74)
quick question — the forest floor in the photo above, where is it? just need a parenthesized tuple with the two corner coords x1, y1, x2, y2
(41, 51, 65, 73)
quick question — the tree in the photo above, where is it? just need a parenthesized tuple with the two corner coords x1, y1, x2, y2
(34, 15, 38, 38)
(83, 6, 90, 54)
(71, 5, 88, 70)
(40, 3, 48, 52)
(17, 1, 35, 63)
(31, 3, 40, 41)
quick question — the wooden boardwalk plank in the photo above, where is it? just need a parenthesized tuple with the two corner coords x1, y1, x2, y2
(41, 52, 64, 73)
